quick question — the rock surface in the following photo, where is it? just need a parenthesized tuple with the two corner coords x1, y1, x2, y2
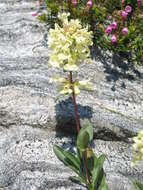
(0, 0, 143, 189)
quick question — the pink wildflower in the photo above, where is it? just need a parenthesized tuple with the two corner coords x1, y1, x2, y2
(122, 27, 129, 35)
(72, 0, 77, 7)
(125, 5, 132, 13)
(121, 11, 128, 19)
(105, 26, 112, 35)
(111, 35, 117, 43)
(111, 21, 118, 30)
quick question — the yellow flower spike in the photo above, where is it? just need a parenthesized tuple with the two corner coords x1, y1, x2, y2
(48, 12, 93, 97)
(132, 130, 143, 166)
(48, 12, 93, 72)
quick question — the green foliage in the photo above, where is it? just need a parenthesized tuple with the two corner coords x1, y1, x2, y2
(53, 145, 80, 174)
(77, 130, 90, 151)
(38, 13, 47, 22)
(132, 180, 143, 190)
(41, 0, 143, 64)
(53, 121, 108, 189)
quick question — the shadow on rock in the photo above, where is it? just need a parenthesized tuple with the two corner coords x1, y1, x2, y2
(55, 97, 93, 137)
(91, 46, 143, 91)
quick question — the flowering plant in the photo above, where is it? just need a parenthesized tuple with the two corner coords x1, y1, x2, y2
(38, 0, 143, 64)
(48, 12, 108, 189)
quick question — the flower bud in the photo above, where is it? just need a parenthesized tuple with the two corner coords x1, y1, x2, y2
(121, 10, 128, 20)
(105, 26, 112, 34)
(122, 27, 128, 35)
(72, 0, 77, 7)
(111, 35, 117, 43)
(32, 12, 38, 16)
(137, 0, 141, 7)
(87, 0, 93, 8)
(111, 21, 118, 30)
(121, 0, 124, 4)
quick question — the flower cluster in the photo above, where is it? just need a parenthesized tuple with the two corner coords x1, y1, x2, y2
(48, 12, 93, 71)
(105, 4, 133, 43)
(48, 12, 93, 95)
(105, 24, 129, 44)
(121, 5, 132, 20)
(105, 21, 118, 43)
(132, 131, 143, 166)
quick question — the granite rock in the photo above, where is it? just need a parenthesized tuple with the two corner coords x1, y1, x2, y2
(0, 0, 143, 189)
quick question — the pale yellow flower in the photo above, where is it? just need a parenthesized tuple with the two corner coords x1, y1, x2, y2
(49, 77, 93, 95)
(48, 12, 93, 72)
(132, 130, 143, 166)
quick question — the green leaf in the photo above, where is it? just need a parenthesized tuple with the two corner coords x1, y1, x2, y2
(76, 148, 86, 177)
(86, 149, 97, 173)
(91, 155, 106, 189)
(53, 145, 80, 174)
(64, 151, 80, 170)
(77, 148, 82, 162)
(132, 180, 143, 190)
(70, 176, 86, 185)
(81, 120, 94, 142)
(38, 13, 47, 23)
(98, 175, 108, 190)
(87, 155, 94, 172)
(77, 130, 90, 151)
